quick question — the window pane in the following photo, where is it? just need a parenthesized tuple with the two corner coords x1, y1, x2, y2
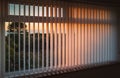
(20, 5, 24, 16)
(44, 7, 46, 17)
(25, 5, 29, 16)
(57, 8, 59, 17)
(39, 6, 42, 16)
(15, 4, 19, 15)
(35, 6, 38, 16)
(53, 7, 55, 17)
(9, 4, 14, 15)
(30, 6, 33, 16)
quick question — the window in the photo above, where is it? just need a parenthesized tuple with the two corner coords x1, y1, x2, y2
(3, 1, 117, 77)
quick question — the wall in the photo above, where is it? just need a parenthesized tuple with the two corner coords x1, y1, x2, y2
(0, 0, 2, 77)
(117, 7, 120, 61)
(0, 0, 7, 77)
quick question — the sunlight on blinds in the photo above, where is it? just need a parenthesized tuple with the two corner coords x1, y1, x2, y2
(4, 1, 117, 77)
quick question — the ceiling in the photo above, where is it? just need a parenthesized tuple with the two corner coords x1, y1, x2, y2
(60, 0, 120, 7)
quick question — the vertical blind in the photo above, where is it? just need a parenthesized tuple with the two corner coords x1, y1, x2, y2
(4, 0, 117, 77)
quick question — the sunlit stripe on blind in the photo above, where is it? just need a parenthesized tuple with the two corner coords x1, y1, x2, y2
(69, 4, 72, 67)
(50, 4, 53, 68)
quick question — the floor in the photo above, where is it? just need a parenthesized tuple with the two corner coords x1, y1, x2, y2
(41, 62, 120, 78)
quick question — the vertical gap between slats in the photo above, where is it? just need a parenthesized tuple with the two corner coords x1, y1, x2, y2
(38, 3, 40, 70)
(13, 4, 15, 74)
(18, 4, 21, 71)
(23, 3, 26, 72)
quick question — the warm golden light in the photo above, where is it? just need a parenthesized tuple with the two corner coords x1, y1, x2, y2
(70, 7, 109, 20)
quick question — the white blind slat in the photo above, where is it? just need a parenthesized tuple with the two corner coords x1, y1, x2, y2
(42, 4, 44, 69)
